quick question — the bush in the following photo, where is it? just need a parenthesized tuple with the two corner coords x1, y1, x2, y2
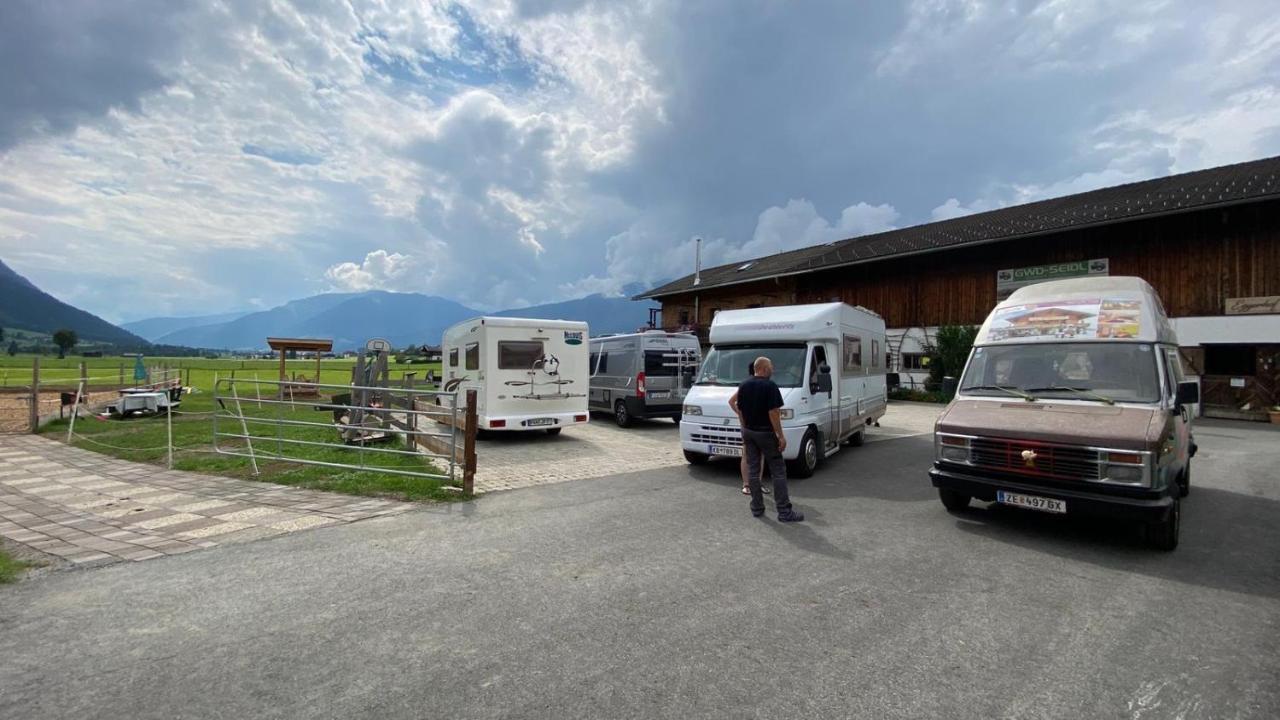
(923, 325, 979, 395)
(888, 388, 948, 403)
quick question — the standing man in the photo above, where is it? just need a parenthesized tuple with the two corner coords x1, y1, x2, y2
(728, 357, 804, 522)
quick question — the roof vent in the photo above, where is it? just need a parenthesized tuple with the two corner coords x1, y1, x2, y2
(737, 262, 755, 272)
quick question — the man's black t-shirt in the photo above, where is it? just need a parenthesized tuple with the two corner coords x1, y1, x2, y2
(737, 376, 784, 432)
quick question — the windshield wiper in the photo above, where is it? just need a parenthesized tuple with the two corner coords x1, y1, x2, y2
(1024, 386, 1116, 405)
(963, 384, 1037, 401)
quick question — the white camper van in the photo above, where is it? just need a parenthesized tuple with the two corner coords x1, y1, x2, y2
(680, 303, 887, 477)
(441, 317, 590, 434)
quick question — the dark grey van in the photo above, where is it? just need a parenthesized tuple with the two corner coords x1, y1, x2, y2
(588, 331, 701, 426)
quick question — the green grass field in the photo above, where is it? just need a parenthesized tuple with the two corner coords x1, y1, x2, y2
(23, 355, 462, 502)
(0, 546, 27, 583)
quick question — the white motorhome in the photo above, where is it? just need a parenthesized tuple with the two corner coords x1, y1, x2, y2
(680, 303, 887, 477)
(441, 317, 590, 434)
(931, 276, 1198, 550)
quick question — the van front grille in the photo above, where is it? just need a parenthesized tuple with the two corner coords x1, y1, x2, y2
(969, 437, 1102, 481)
(691, 423, 742, 448)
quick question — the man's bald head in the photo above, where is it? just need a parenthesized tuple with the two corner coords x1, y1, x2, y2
(753, 357, 773, 377)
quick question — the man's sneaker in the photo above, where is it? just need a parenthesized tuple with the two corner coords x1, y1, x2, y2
(777, 510, 805, 523)
(751, 507, 765, 517)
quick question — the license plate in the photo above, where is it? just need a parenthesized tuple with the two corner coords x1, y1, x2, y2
(709, 445, 741, 457)
(648, 391, 670, 400)
(526, 418, 555, 427)
(997, 490, 1066, 514)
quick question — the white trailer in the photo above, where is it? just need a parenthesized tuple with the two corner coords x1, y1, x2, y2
(680, 302, 887, 476)
(441, 317, 590, 434)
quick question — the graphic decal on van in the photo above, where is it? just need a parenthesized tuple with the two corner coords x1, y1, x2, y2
(985, 298, 1141, 342)
(564, 331, 584, 345)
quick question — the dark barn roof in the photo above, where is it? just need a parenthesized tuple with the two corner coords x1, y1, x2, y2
(638, 155, 1280, 300)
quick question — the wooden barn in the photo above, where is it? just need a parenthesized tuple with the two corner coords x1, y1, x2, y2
(637, 155, 1280, 421)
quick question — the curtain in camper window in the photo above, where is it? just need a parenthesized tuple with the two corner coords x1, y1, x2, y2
(465, 343, 479, 370)
(843, 334, 862, 372)
(499, 341, 544, 369)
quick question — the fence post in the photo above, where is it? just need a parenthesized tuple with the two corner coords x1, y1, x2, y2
(463, 388, 477, 495)
(165, 392, 174, 470)
(119, 364, 124, 386)
(66, 378, 85, 443)
(28, 357, 40, 433)
(79, 361, 87, 389)
(229, 379, 259, 476)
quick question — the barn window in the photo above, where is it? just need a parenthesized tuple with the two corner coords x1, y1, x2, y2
(900, 353, 927, 370)
(1203, 345, 1256, 376)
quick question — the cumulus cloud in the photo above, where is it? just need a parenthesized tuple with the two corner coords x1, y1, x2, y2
(325, 249, 422, 292)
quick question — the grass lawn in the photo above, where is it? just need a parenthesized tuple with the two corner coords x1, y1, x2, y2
(33, 356, 463, 503)
(0, 546, 27, 584)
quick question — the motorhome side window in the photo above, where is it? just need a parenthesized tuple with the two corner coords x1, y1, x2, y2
(465, 342, 479, 371)
(449, 348, 458, 367)
(871, 339, 880, 368)
(843, 334, 862, 372)
(498, 341, 543, 370)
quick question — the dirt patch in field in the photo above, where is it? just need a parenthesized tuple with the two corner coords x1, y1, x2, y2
(0, 389, 121, 433)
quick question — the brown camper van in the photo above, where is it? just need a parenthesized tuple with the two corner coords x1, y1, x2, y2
(929, 277, 1198, 551)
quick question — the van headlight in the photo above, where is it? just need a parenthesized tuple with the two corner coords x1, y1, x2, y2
(683, 405, 702, 416)
(779, 408, 794, 420)
(1101, 451, 1149, 485)
(936, 434, 971, 464)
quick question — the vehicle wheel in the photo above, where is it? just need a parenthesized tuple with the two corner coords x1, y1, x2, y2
(614, 400, 633, 428)
(672, 413, 682, 424)
(1178, 462, 1191, 498)
(788, 429, 819, 479)
(1145, 498, 1181, 551)
(846, 429, 864, 447)
(683, 450, 709, 465)
(546, 427, 562, 436)
(938, 488, 971, 513)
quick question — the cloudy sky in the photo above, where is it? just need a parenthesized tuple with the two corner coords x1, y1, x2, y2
(1, 0, 1278, 322)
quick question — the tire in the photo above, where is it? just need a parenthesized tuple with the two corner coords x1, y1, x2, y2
(1145, 498, 1181, 551)
(938, 488, 971, 513)
(546, 427, 562, 436)
(614, 400, 633, 428)
(672, 413, 682, 425)
(846, 429, 864, 447)
(787, 429, 819, 479)
(683, 449, 710, 465)
(1178, 462, 1191, 498)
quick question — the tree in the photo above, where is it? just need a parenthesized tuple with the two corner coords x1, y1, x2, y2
(924, 325, 979, 393)
(52, 329, 78, 359)
(0, 327, 4, 343)
(6, 340, 16, 356)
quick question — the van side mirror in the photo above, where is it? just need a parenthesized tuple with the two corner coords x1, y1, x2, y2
(815, 370, 833, 395)
(1176, 380, 1199, 407)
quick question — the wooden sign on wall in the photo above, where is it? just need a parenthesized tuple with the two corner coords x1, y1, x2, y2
(1224, 296, 1280, 315)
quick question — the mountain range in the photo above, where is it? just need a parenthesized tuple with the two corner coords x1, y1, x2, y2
(120, 287, 660, 351)
(0, 259, 147, 347)
(3, 257, 661, 351)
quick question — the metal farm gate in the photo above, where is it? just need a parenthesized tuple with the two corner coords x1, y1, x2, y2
(212, 377, 477, 494)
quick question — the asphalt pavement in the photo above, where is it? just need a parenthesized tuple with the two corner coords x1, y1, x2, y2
(1, 419, 1277, 719)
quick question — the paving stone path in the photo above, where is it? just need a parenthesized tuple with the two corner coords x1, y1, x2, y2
(0, 435, 415, 568)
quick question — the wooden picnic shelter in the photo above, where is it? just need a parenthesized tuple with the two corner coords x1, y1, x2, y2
(266, 337, 333, 396)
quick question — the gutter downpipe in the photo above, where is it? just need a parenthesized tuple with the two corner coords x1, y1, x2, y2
(693, 237, 702, 337)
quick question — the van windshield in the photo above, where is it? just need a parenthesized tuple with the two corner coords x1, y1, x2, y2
(960, 342, 1161, 403)
(696, 344, 806, 388)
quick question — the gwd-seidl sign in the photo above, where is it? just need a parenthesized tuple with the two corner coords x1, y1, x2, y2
(996, 258, 1109, 300)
